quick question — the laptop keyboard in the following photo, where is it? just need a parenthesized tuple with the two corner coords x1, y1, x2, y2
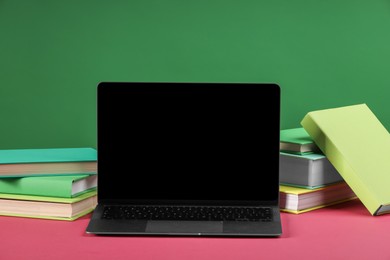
(102, 206, 273, 222)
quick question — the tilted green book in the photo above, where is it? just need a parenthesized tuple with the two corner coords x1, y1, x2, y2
(0, 175, 97, 198)
(301, 103, 390, 216)
(280, 127, 320, 154)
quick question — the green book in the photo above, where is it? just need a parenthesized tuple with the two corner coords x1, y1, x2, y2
(0, 147, 97, 177)
(0, 147, 97, 164)
(0, 190, 97, 221)
(280, 128, 320, 154)
(0, 174, 97, 198)
(301, 103, 390, 216)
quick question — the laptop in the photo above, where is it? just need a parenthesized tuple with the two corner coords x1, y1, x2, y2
(86, 82, 282, 237)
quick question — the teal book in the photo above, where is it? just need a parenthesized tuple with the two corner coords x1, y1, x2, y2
(0, 174, 97, 198)
(0, 148, 97, 177)
(0, 147, 97, 164)
(280, 128, 320, 154)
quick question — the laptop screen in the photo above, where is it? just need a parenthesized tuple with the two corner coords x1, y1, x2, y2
(97, 82, 280, 205)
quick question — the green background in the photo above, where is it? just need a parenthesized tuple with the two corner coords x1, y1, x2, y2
(1, 0, 389, 149)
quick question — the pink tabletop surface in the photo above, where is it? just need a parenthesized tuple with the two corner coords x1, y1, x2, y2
(1, 199, 389, 260)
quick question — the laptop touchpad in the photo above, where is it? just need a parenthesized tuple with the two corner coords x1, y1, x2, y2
(146, 221, 223, 234)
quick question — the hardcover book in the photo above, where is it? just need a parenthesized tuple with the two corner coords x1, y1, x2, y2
(280, 127, 320, 154)
(0, 148, 97, 177)
(301, 103, 390, 215)
(0, 190, 97, 221)
(280, 182, 356, 214)
(0, 174, 97, 198)
(279, 152, 343, 189)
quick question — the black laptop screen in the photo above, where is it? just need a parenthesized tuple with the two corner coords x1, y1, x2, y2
(97, 82, 280, 205)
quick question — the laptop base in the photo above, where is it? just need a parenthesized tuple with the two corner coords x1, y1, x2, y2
(87, 205, 282, 237)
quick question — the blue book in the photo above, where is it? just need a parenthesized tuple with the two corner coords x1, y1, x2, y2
(0, 148, 97, 177)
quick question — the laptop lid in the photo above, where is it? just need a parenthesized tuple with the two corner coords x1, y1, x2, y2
(97, 82, 280, 207)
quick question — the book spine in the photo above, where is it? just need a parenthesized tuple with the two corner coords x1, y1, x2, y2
(307, 160, 315, 187)
(301, 113, 380, 215)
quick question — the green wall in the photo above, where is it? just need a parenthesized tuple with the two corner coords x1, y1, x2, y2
(1, 1, 390, 149)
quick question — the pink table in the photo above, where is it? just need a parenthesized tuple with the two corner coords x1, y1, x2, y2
(1, 199, 389, 260)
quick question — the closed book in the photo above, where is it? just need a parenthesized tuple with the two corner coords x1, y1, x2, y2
(280, 127, 320, 154)
(280, 182, 357, 214)
(301, 103, 390, 215)
(279, 152, 343, 189)
(0, 175, 97, 198)
(0, 147, 97, 177)
(0, 190, 97, 221)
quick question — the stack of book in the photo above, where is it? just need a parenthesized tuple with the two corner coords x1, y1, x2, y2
(279, 128, 357, 214)
(0, 147, 98, 221)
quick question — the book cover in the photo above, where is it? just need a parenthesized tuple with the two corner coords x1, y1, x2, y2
(280, 127, 320, 154)
(301, 103, 390, 215)
(279, 152, 343, 188)
(0, 147, 97, 164)
(0, 174, 97, 198)
(279, 182, 357, 214)
(0, 147, 97, 177)
(0, 190, 97, 221)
